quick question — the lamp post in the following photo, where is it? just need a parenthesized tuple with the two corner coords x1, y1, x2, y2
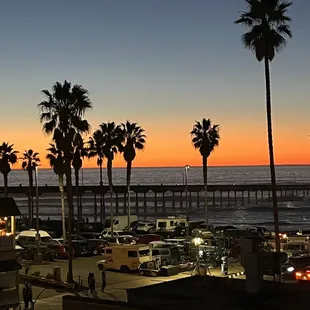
(193, 237, 203, 275)
(184, 165, 190, 242)
(34, 166, 42, 262)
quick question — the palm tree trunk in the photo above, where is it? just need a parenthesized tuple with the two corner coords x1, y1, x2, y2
(64, 160, 74, 283)
(264, 56, 280, 255)
(126, 161, 132, 230)
(59, 174, 66, 243)
(75, 169, 80, 234)
(202, 156, 208, 224)
(28, 171, 32, 226)
(4, 174, 8, 198)
(30, 171, 34, 226)
(107, 159, 113, 235)
(99, 162, 103, 224)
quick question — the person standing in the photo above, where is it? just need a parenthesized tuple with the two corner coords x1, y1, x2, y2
(22, 281, 34, 310)
(101, 267, 106, 292)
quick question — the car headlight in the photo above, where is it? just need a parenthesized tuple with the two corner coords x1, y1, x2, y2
(287, 266, 294, 273)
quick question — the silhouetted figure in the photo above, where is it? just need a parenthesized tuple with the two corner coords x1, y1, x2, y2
(88, 272, 96, 295)
(23, 282, 33, 310)
(101, 267, 106, 292)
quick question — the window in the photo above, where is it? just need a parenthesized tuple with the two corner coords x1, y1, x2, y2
(41, 237, 53, 243)
(161, 249, 170, 255)
(114, 220, 119, 225)
(170, 221, 174, 226)
(106, 249, 112, 254)
(152, 249, 160, 256)
(18, 236, 27, 242)
(139, 249, 150, 257)
(0, 217, 13, 236)
(158, 222, 167, 228)
(128, 251, 137, 258)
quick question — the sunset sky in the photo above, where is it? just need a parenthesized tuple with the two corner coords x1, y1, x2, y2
(0, 0, 309, 168)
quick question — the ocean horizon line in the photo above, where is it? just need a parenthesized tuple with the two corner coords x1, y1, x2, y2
(10, 163, 310, 171)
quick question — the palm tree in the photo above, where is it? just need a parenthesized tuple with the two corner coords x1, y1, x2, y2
(120, 121, 146, 229)
(38, 80, 92, 283)
(0, 143, 18, 197)
(190, 119, 220, 224)
(88, 130, 105, 223)
(21, 149, 40, 225)
(99, 122, 123, 234)
(72, 133, 88, 233)
(46, 144, 67, 242)
(235, 0, 292, 254)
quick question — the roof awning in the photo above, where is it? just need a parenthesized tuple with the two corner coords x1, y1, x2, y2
(0, 197, 21, 217)
(0, 260, 22, 272)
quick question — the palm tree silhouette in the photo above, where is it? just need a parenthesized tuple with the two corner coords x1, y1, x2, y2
(46, 144, 67, 242)
(88, 130, 105, 223)
(99, 122, 122, 234)
(21, 149, 40, 225)
(120, 121, 146, 229)
(190, 119, 220, 224)
(72, 133, 88, 233)
(0, 143, 18, 197)
(38, 80, 92, 282)
(235, 0, 292, 253)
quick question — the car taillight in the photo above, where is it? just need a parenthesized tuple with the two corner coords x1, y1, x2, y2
(296, 272, 303, 277)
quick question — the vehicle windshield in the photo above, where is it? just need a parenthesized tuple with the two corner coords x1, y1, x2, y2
(118, 237, 134, 244)
(117, 231, 130, 236)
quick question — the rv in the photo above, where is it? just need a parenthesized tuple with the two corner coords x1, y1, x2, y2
(104, 215, 138, 231)
(156, 216, 187, 232)
(97, 244, 150, 272)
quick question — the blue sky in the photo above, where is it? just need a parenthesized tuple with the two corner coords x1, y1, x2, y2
(0, 0, 309, 167)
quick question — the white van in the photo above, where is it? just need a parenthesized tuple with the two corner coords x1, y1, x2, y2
(104, 215, 138, 231)
(97, 244, 150, 272)
(156, 216, 187, 231)
(16, 230, 53, 244)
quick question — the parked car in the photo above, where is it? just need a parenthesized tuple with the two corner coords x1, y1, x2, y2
(80, 232, 104, 240)
(103, 235, 136, 246)
(192, 223, 214, 238)
(174, 221, 205, 237)
(136, 234, 162, 245)
(133, 221, 156, 234)
(101, 230, 134, 237)
(87, 239, 109, 255)
(48, 240, 71, 259)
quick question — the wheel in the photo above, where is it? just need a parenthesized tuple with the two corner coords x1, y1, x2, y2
(93, 249, 98, 255)
(139, 270, 144, 276)
(150, 271, 157, 277)
(120, 265, 130, 273)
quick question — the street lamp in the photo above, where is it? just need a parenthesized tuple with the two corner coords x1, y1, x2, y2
(184, 165, 190, 242)
(193, 237, 203, 275)
(34, 166, 42, 262)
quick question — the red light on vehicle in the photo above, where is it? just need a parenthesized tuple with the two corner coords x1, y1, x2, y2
(306, 270, 310, 273)
(296, 272, 303, 278)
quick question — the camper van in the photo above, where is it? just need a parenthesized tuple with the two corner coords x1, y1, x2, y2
(156, 216, 187, 232)
(103, 215, 138, 231)
(97, 244, 150, 272)
(283, 235, 310, 257)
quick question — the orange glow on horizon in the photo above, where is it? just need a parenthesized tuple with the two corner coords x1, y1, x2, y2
(2, 118, 310, 169)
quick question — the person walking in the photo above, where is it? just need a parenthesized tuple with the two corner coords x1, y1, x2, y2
(22, 281, 34, 310)
(88, 272, 96, 296)
(101, 267, 106, 292)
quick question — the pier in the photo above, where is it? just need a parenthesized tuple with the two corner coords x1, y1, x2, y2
(2, 183, 310, 220)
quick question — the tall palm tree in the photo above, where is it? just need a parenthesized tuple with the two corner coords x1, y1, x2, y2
(0, 143, 18, 197)
(72, 133, 88, 232)
(190, 119, 220, 224)
(120, 121, 146, 229)
(99, 122, 123, 234)
(235, 0, 292, 254)
(21, 149, 40, 225)
(38, 80, 92, 283)
(46, 144, 67, 242)
(88, 131, 105, 223)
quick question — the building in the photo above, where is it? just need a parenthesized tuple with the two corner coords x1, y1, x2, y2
(0, 197, 22, 309)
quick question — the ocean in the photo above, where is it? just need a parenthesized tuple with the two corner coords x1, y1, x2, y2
(2, 165, 310, 231)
